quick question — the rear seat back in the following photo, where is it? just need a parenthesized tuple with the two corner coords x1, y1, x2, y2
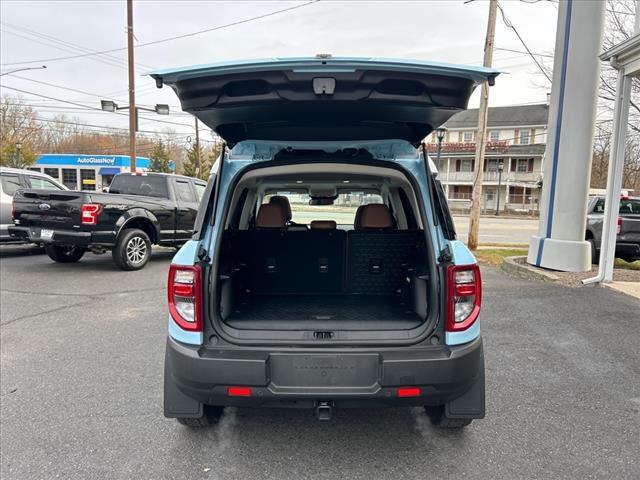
(226, 229, 345, 294)
(347, 230, 422, 294)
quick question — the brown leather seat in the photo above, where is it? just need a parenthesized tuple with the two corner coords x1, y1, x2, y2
(310, 220, 337, 230)
(269, 196, 292, 221)
(256, 203, 286, 229)
(354, 204, 394, 230)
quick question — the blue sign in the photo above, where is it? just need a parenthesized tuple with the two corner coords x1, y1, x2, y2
(36, 154, 151, 169)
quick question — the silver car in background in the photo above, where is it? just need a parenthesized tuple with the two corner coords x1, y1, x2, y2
(0, 166, 67, 243)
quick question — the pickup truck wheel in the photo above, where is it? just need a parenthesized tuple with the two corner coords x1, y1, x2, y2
(424, 406, 472, 429)
(44, 245, 86, 263)
(113, 228, 151, 271)
(176, 406, 224, 428)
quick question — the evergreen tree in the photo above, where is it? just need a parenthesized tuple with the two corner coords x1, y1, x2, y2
(149, 141, 172, 173)
(182, 144, 205, 179)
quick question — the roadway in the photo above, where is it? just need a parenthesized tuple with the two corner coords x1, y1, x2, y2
(1, 245, 638, 479)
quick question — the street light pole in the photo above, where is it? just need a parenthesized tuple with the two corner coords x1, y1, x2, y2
(127, 0, 137, 172)
(495, 160, 504, 216)
(15, 142, 22, 168)
(194, 118, 200, 177)
(435, 127, 447, 171)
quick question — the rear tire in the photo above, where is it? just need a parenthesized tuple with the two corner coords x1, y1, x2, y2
(425, 406, 472, 429)
(176, 406, 224, 428)
(44, 245, 85, 263)
(112, 228, 151, 271)
(588, 238, 599, 265)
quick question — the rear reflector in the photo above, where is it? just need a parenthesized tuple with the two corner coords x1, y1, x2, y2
(227, 386, 251, 397)
(397, 387, 421, 398)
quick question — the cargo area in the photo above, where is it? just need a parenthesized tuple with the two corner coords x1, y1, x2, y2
(212, 159, 436, 337)
(219, 228, 429, 332)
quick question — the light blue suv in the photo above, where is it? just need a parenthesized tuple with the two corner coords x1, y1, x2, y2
(151, 57, 497, 428)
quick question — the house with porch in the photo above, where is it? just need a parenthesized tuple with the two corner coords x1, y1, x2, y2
(426, 103, 549, 214)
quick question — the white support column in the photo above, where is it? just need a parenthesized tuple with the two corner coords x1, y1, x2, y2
(527, 0, 605, 271)
(584, 3, 640, 284)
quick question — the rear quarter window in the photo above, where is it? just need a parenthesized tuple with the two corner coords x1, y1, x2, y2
(0, 174, 22, 196)
(28, 176, 63, 190)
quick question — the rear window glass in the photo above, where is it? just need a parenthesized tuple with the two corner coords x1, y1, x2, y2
(109, 175, 169, 198)
(620, 199, 640, 214)
(593, 198, 640, 215)
(265, 192, 383, 225)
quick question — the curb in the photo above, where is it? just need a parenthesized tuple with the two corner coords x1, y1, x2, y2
(500, 256, 560, 283)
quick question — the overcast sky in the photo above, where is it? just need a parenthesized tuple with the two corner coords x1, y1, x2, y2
(0, 0, 559, 142)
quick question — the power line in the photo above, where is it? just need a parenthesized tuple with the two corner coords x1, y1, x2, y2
(496, 2, 552, 83)
(0, 83, 196, 129)
(1, 1, 320, 67)
(494, 47, 553, 58)
(0, 21, 156, 71)
(1, 29, 128, 71)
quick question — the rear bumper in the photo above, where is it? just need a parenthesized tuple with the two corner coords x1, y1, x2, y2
(164, 336, 485, 418)
(8, 226, 115, 247)
(615, 242, 640, 259)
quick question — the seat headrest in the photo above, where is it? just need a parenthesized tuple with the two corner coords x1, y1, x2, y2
(354, 204, 394, 230)
(256, 203, 286, 229)
(269, 195, 292, 221)
(310, 220, 337, 230)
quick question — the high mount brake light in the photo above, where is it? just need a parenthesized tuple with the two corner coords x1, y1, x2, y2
(446, 264, 482, 332)
(80, 204, 102, 225)
(168, 264, 202, 332)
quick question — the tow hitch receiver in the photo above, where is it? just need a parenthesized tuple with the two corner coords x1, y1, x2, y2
(315, 401, 333, 421)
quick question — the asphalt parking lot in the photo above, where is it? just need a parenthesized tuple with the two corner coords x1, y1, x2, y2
(1, 245, 639, 479)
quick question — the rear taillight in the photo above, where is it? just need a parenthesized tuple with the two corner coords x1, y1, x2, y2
(80, 203, 102, 225)
(617, 217, 622, 236)
(446, 264, 482, 332)
(168, 264, 202, 332)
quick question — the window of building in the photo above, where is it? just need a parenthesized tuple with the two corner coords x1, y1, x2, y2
(0, 174, 22, 196)
(28, 167, 41, 172)
(61, 169, 77, 189)
(519, 129, 531, 145)
(28, 176, 63, 190)
(175, 181, 196, 203)
(463, 131, 474, 142)
(486, 159, 499, 172)
(80, 169, 96, 191)
(43, 168, 59, 180)
(457, 159, 474, 172)
(489, 130, 500, 141)
(450, 185, 472, 200)
(485, 189, 496, 201)
(517, 159, 530, 172)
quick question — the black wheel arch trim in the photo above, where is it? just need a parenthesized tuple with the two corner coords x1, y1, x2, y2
(115, 209, 161, 243)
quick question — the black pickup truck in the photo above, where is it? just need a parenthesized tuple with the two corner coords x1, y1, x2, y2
(9, 172, 207, 270)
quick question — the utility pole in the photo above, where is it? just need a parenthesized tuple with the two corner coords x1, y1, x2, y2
(127, 0, 137, 172)
(467, 0, 497, 250)
(194, 117, 200, 177)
